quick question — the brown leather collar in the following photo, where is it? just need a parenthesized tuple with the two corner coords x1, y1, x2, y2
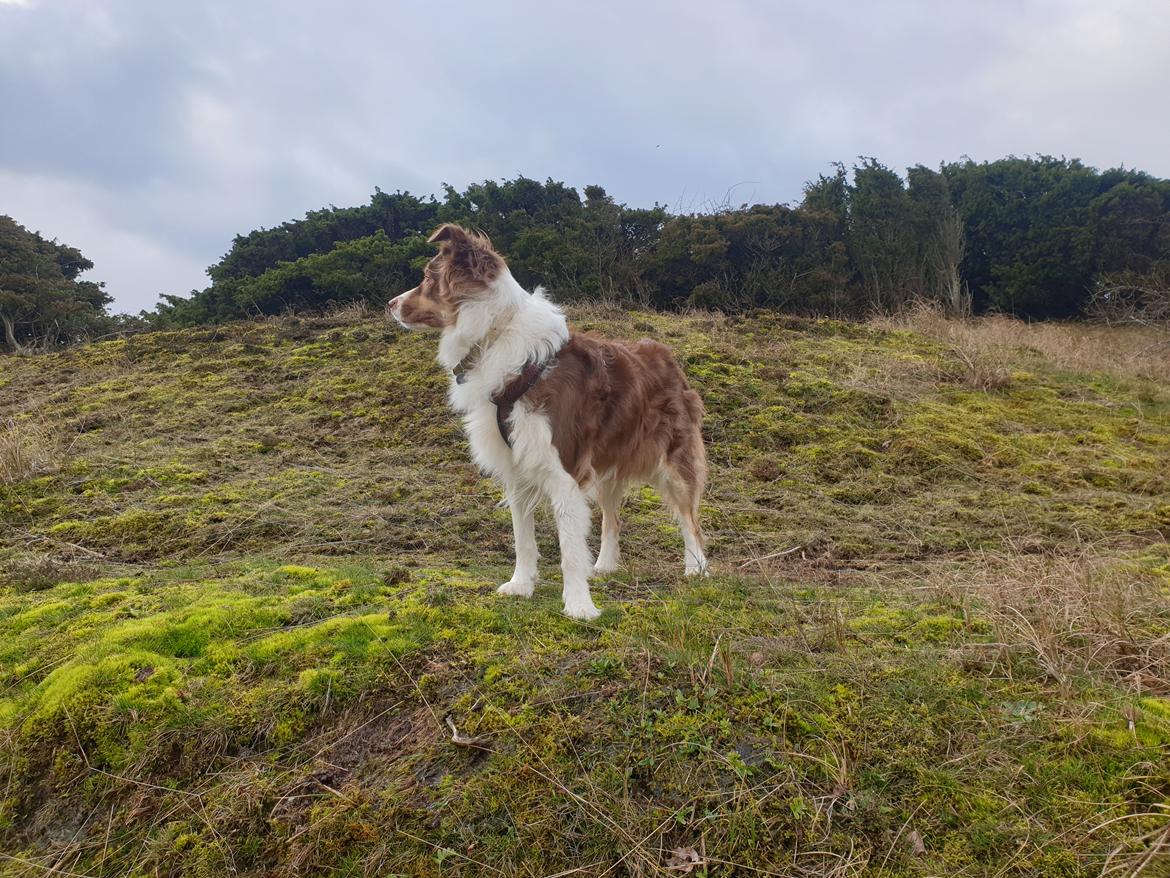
(491, 359, 553, 448)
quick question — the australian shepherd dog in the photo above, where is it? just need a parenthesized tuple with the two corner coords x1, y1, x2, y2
(388, 224, 707, 620)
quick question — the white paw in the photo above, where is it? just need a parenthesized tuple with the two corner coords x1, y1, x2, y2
(563, 598, 601, 621)
(497, 578, 535, 597)
(685, 563, 710, 577)
(592, 559, 620, 576)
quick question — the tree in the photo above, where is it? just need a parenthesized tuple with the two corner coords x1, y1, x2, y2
(155, 158, 1170, 325)
(0, 216, 111, 353)
(208, 190, 439, 289)
(231, 231, 434, 313)
(1090, 175, 1170, 276)
(846, 159, 921, 312)
(943, 157, 1102, 317)
(907, 166, 967, 314)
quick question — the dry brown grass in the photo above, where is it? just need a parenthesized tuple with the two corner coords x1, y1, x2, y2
(874, 304, 1170, 383)
(322, 299, 371, 321)
(928, 542, 1170, 693)
(0, 417, 64, 485)
(0, 553, 97, 591)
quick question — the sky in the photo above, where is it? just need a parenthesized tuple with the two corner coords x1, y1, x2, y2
(2, 0, 1169, 314)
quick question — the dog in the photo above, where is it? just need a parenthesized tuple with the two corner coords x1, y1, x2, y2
(388, 224, 707, 619)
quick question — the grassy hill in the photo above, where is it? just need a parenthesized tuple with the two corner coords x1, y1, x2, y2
(1, 306, 1168, 877)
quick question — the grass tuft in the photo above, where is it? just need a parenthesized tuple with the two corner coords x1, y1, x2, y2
(0, 417, 65, 485)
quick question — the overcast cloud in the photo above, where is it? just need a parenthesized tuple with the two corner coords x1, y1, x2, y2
(2, 0, 1168, 313)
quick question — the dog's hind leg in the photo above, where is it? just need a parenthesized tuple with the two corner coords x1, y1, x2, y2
(592, 477, 624, 576)
(655, 449, 708, 577)
(498, 482, 538, 597)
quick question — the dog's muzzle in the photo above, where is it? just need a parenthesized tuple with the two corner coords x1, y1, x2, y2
(387, 290, 415, 328)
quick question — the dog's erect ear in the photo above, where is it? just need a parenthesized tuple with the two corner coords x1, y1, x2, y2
(428, 223, 503, 287)
(428, 223, 470, 247)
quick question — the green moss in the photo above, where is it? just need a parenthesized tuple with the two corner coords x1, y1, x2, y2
(1, 310, 1168, 875)
(275, 564, 322, 580)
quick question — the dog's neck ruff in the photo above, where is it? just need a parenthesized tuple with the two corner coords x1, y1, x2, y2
(438, 272, 569, 448)
(450, 312, 510, 385)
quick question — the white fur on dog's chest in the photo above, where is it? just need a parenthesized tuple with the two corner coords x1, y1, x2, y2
(452, 382, 516, 482)
(438, 281, 567, 486)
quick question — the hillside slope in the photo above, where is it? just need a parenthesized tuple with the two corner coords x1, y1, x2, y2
(1, 308, 1169, 876)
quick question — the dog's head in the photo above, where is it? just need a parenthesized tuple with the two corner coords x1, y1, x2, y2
(387, 224, 505, 330)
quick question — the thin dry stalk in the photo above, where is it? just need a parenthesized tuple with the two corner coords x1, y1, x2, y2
(1095, 804, 1170, 878)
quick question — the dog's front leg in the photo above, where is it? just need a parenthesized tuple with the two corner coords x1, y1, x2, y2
(547, 477, 601, 621)
(498, 483, 538, 597)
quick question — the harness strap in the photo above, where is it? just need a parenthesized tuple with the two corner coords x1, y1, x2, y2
(452, 347, 480, 385)
(491, 359, 551, 448)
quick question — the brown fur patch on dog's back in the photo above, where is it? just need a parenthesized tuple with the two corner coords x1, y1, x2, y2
(527, 332, 706, 489)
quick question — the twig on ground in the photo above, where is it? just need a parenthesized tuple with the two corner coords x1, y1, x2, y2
(445, 715, 491, 749)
